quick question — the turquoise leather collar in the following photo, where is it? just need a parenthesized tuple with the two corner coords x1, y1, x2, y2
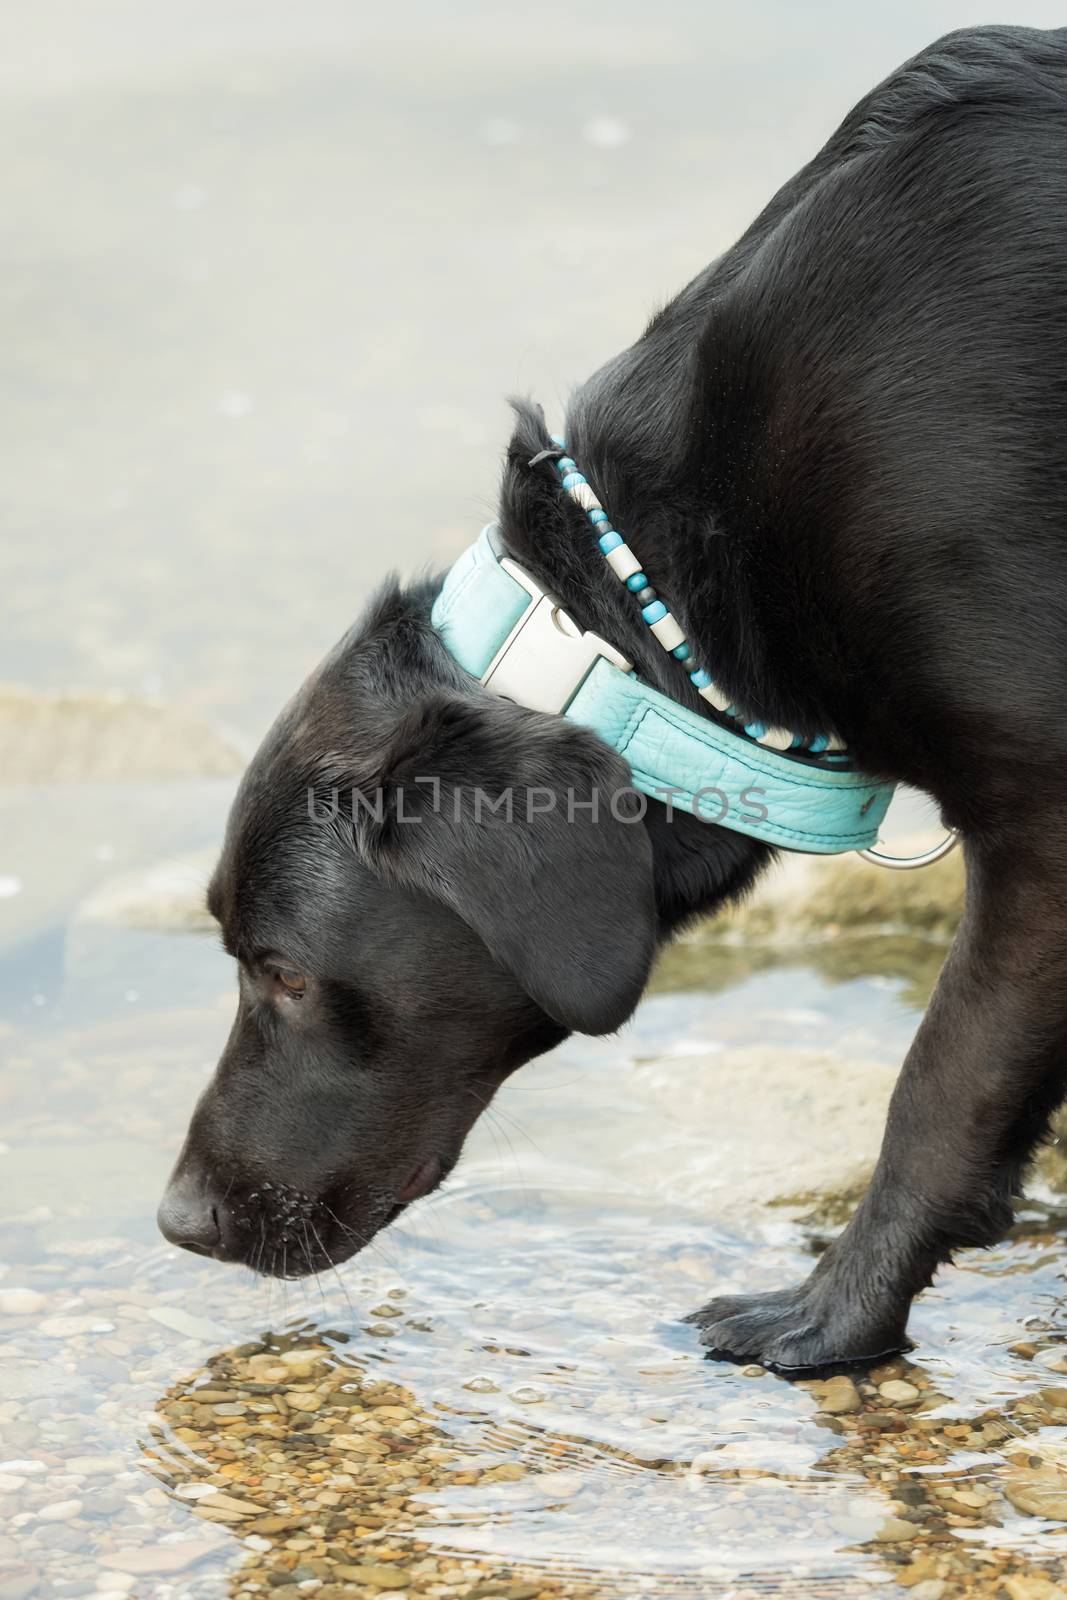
(431, 524, 895, 854)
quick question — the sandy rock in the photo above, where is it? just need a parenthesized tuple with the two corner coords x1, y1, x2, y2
(714, 825, 963, 942)
(1004, 1466, 1067, 1521)
(0, 684, 242, 785)
(76, 852, 217, 933)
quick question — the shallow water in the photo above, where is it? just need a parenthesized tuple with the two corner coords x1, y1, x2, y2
(4, 814, 1067, 1598)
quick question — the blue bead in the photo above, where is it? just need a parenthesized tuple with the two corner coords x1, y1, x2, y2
(551, 433, 566, 447)
(671, 642, 691, 660)
(745, 722, 767, 739)
(808, 734, 829, 754)
(690, 668, 712, 690)
(561, 472, 586, 490)
(589, 508, 609, 525)
(626, 572, 648, 592)
(598, 531, 623, 553)
(557, 457, 576, 472)
(641, 600, 668, 625)
(790, 733, 806, 749)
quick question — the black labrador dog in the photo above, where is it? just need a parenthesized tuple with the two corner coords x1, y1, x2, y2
(160, 25, 1067, 1371)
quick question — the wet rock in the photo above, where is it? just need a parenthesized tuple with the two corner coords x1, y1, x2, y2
(328, 1568, 408, 1590)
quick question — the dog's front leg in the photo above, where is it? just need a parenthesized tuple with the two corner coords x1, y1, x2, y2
(688, 838, 1067, 1370)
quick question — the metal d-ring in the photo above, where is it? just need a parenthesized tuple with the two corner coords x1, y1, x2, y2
(857, 829, 960, 871)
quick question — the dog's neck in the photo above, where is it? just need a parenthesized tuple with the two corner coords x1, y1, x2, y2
(488, 394, 787, 936)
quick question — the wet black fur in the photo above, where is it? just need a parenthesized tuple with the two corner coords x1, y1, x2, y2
(161, 25, 1067, 1370)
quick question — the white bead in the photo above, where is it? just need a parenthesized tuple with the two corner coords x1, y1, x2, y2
(698, 682, 734, 713)
(569, 481, 602, 512)
(826, 734, 847, 751)
(649, 613, 686, 651)
(604, 542, 642, 582)
(755, 726, 796, 752)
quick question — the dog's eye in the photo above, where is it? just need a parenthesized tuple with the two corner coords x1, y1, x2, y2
(269, 965, 307, 998)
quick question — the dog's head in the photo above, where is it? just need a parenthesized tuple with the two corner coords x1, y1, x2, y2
(157, 574, 670, 1274)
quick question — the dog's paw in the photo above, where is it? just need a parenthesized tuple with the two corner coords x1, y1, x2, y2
(684, 1284, 908, 1374)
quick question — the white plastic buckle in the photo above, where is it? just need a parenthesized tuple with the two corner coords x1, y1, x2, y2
(480, 557, 632, 715)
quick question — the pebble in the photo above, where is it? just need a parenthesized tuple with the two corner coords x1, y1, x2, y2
(1002, 1577, 1066, 1600)
(65, 1455, 126, 1476)
(909, 1583, 947, 1600)
(879, 1380, 921, 1407)
(39, 1316, 116, 1337)
(816, 1376, 862, 1415)
(875, 1515, 918, 1541)
(96, 1540, 222, 1575)
(0, 1288, 46, 1315)
(33, 1523, 84, 1551)
(36, 1498, 83, 1521)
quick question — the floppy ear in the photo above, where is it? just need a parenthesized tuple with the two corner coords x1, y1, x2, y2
(358, 693, 657, 1035)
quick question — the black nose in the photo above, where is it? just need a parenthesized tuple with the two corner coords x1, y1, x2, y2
(157, 1172, 222, 1256)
